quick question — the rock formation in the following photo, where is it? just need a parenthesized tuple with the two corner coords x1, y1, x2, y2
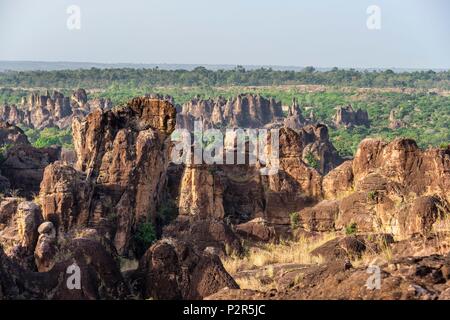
(1, 96, 239, 300)
(175, 127, 327, 230)
(0, 121, 29, 146)
(1, 90, 448, 301)
(295, 138, 450, 239)
(283, 98, 306, 130)
(333, 105, 370, 128)
(40, 97, 177, 257)
(0, 121, 60, 196)
(0, 89, 112, 130)
(208, 252, 450, 300)
(0, 237, 130, 299)
(130, 238, 239, 300)
(177, 94, 284, 130)
(389, 109, 404, 129)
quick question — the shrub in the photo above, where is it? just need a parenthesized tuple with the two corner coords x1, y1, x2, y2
(157, 200, 178, 225)
(290, 212, 300, 230)
(0, 144, 11, 164)
(367, 190, 378, 202)
(135, 222, 156, 251)
(345, 222, 358, 235)
(305, 152, 320, 170)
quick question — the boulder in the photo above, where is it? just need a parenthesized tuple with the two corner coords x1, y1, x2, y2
(134, 238, 239, 300)
(163, 217, 242, 255)
(235, 218, 276, 242)
(0, 238, 129, 299)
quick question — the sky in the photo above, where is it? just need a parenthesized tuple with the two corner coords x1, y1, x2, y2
(0, 0, 449, 69)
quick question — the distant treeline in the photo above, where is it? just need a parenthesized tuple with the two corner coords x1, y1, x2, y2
(0, 66, 449, 89)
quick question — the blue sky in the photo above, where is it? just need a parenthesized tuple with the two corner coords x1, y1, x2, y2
(0, 0, 449, 68)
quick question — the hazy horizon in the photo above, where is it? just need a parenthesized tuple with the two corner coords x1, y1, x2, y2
(1, 60, 449, 73)
(1, 0, 449, 69)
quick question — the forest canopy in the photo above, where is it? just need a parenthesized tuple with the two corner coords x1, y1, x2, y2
(0, 67, 449, 90)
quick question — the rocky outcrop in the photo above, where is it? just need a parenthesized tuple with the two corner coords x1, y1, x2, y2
(322, 160, 354, 199)
(34, 221, 57, 272)
(177, 165, 225, 219)
(292, 138, 450, 239)
(389, 109, 404, 129)
(163, 217, 242, 256)
(1, 144, 60, 196)
(0, 89, 112, 130)
(177, 94, 284, 130)
(0, 121, 29, 146)
(0, 121, 61, 196)
(209, 252, 450, 300)
(174, 123, 342, 233)
(0, 121, 31, 193)
(39, 162, 91, 234)
(333, 105, 370, 128)
(310, 234, 395, 262)
(0, 237, 129, 299)
(175, 127, 325, 231)
(235, 218, 276, 242)
(296, 124, 343, 174)
(0, 199, 43, 269)
(132, 238, 238, 300)
(40, 97, 177, 257)
(283, 98, 306, 130)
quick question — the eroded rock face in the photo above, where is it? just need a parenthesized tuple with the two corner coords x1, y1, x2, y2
(34, 221, 57, 272)
(310, 234, 395, 262)
(0, 121, 61, 197)
(299, 200, 340, 232)
(133, 238, 239, 300)
(296, 124, 343, 175)
(322, 161, 354, 199)
(389, 109, 404, 129)
(177, 94, 284, 130)
(175, 127, 324, 230)
(0, 237, 129, 299)
(178, 165, 225, 219)
(333, 105, 370, 128)
(40, 97, 177, 256)
(293, 138, 450, 239)
(0, 89, 112, 130)
(39, 162, 91, 234)
(163, 217, 243, 256)
(0, 121, 29, 146)
(283, 98, 306, 130)
(1, 145, 61, 197)
(0, 199, 43, 269)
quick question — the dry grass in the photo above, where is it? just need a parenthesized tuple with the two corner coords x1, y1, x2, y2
(222, 233, 336, 275)
(236, 276, 276, 291)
